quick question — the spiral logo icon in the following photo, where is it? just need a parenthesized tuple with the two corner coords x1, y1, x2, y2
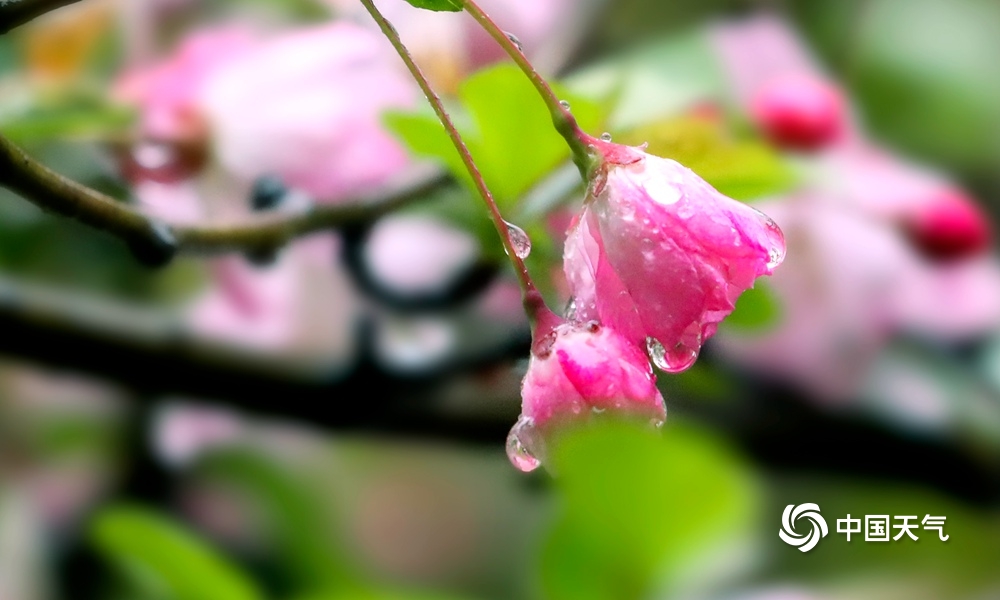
(779, 503, 828, 552)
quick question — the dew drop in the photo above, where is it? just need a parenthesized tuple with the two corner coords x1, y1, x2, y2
(559, 100, 571, 109)
(504, 31, 523, 52)
(592, 406, 607, 415)
(564, 296, 578, 321)
(650, 416, 665, 429)
(600, 132, 613, 142)
(752, 208, 786, 269)
(645, 337, 698, 373)
(504, 220, 532, 259)
(506, 415, 540, 472)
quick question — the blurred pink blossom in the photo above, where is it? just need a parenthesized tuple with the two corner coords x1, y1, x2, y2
(715, 194, 1000, 401)
(708, 15, 1000, 401)
(363, 214, 479, 295)
(199, 23, 415, 200)
(711, 14, 860, 147)
(713, 200, 907, 401)
(115, 22, 416, 200)
(114, 26, 255, 143)
(188, 234, 360, 363)
(563, 140, 785, 373)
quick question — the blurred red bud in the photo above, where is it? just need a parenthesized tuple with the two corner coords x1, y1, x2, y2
(751, 75, 845, 151)
(904, 190, 992, 261)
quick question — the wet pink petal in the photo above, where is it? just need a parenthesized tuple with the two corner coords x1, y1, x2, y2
(520, 322, 665, 430)
(564, 142, 785, 372)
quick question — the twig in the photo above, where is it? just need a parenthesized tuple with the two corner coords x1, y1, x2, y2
(359, 0, 557, 331)
(0, 134, 443, 258)
(0, 0, 83, 34)
(460, 0, 595, 175)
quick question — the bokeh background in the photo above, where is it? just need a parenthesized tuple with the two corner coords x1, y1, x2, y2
(1, 0, 1000, 599)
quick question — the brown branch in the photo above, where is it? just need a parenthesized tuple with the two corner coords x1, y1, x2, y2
(0, 134, 443, 261)
(0, 0, 83, 34)
(0, 273, 527, 442)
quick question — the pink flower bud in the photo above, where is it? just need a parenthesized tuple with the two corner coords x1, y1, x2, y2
(902, 189, 992, 262)
(563, 141, 785, 372)
(750, 75, 845, 150)
(508, 321, 665, 472)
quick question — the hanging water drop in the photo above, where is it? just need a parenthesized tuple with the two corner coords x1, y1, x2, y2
(559, 100, 571, 109)
(645, 337, 698, 373)
(504, 220, 532, 259)
(600, 132, 613, 142)
(645, 337, 668, 369)
(752, 208, 786, 270)
(506, 415, 540, 472)
(504, 31, 523, 52)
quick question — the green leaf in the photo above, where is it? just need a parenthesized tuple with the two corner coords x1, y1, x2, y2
(620, 116, 795, 201)
(540, 421, 759, 600)
(400, 0, 462, 12)
(384, 111, 474, 191)
(720, 280, 782, 332)
(458, 66, 602, 204)
(90, 505, 263, 600)
(0, 103, 135, 144)
(386, 64, 605, 209)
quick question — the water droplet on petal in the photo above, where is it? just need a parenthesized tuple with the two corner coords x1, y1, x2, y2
(646, 337, 699, 372)
(564, 296, 578, 321)
(559, 100, 571, 109)
(600, 132, 613, 142)
(504, 31, 523, 52)
(504, 220, 532, 259)
(506, 415, 540, 472)
(646, 337, 667, 368)
(592, 406, 607, 415)
(650, 416, 665, 429)
(752, 208, 786, 269)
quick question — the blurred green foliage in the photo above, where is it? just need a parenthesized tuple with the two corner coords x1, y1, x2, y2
(540, 421, 759, 600)
(400, 0, 463, 12)
(90, 505, 264, 600)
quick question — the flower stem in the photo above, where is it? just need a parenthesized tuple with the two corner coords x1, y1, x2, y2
(359, 0, 554, 325)
(460, 0, 596, 177)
